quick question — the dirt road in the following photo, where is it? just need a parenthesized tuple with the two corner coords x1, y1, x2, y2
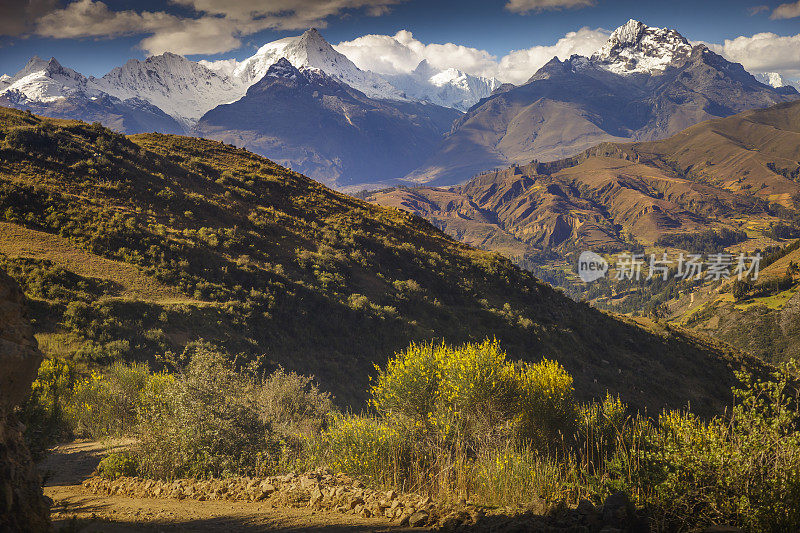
(40, 441, 425, 532)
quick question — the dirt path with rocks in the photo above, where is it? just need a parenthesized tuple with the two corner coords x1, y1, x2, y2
(39, 441, 428, 532)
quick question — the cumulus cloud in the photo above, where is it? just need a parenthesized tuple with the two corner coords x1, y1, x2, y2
(771, 1, 800, 19)
(335, 27, 609, 84)
(496, 27, 610, 83)
(32, 0, 406, 56)
(505, 0, 596, 14)
(335, 30, 498, 77)
(707, 32, 800, 80)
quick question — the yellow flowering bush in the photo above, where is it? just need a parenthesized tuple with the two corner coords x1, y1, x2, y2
(69, 361, 151, 438)
(21, 357, 76, 455)
(371, 339, 576, 452)
(436, 340, 519, 439)
(515, 358, 578, 452)
(371, 341, 440, 423)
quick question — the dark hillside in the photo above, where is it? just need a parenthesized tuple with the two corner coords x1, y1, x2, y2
(0, 106, 763, 413)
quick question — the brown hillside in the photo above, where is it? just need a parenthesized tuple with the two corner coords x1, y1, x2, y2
(0, 106, 766, 415)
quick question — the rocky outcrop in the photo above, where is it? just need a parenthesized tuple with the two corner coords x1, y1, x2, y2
(0, 271, 49, 532)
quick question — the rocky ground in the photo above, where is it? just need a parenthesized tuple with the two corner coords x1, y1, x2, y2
(40, 441, 424, 532)
(39, 440, 668, 533)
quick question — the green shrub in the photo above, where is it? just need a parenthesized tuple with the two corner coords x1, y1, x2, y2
(637, 364, 800, 532)
(134, 342, 278, 479)
(575, 362, 800, 531)
(257, 367, 332, 438)
(98, 452, 139, 479)
(4, 125, 57, 153)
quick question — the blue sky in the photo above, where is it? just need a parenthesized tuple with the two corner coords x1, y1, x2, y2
(1, 0, 799, 82)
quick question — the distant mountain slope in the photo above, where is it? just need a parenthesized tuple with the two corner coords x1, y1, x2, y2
(0, 106, 764, 414)
(408, 20, 798, 185)
(610, 100, 800, 205)
(650, 237, 800, 366)
(195, 59, 461, 188)
(369, 99, 800, 262)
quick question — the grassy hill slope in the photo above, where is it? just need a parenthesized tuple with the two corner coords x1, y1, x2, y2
(0, 106, 763, 414)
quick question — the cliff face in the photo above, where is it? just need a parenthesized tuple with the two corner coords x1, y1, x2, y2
(0, 271, 49, 532)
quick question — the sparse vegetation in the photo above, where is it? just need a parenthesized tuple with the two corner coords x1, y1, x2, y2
(24, 339, 800, 531)
(655, 228, 749, 254)
(0, 106, 750, 416)
(6, 107, 796, 531)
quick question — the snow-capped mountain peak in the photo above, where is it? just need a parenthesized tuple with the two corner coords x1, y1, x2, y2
(387, 59, 500, 111)
(12, 56, 83, 83)
(1, 55, 96, 104)
(412, 59, 438, 78)
(225, 28, 404, 100)
(591, 19, 693, 75)
(93, 51, 241, 128)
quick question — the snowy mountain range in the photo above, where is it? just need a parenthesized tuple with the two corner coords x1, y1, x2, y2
(408, 19, 799, 185)
(755, 71, 800, 91)
(194, 58, 460, 187)
(93, 53, 242, 130)
(386, 60, 501, 112)
(201, 29, 405, 102)
(1, 20, 797, 188)
(0, 28, 498, 131)
(0, 56, 184, 134)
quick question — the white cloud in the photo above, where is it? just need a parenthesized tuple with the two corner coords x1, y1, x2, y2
(335, 27, 609, 84)
(335, 30, 498, 77)
(33, 0, 406, 56)
(708, 32, 800, 80)
(496, 27, 610, 83)
(771, 1, 800, 19)
(505, 0, 596, 14)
